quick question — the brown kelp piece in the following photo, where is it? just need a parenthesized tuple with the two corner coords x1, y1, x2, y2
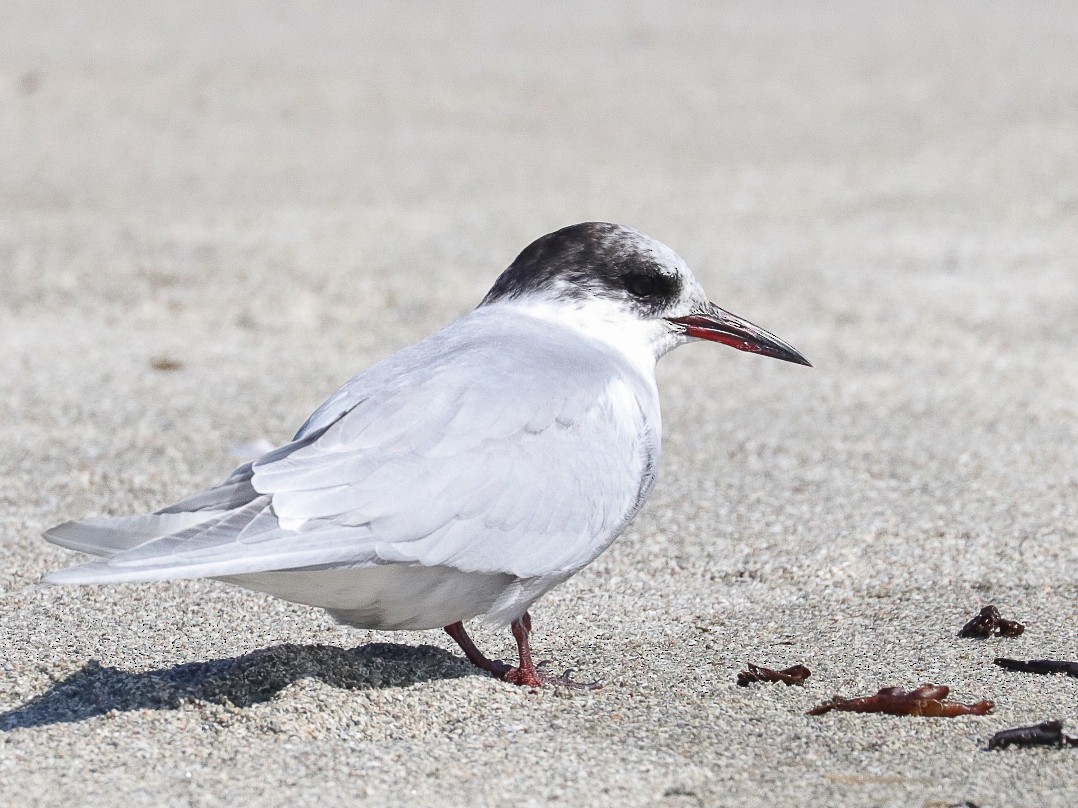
(958, 605, 999, 638)
(988, 720, 1078, 750)
(995, 619, 1026, 637)
(736, 663, 811, 687)
(994, 658, 1078, 678)
(808, 685, 994, 717)
(150, 356, 184, 372)
(957, 605, 1025, 638)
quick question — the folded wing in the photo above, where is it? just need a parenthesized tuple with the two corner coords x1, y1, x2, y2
(45, 314, 659, 584)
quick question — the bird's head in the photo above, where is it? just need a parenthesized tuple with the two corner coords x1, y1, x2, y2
(481, 222, 811, 368)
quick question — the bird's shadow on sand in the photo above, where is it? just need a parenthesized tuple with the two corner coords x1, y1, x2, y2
(0, 642, 472, 731)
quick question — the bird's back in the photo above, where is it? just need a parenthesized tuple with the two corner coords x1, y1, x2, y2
(45, 307, 663, 596)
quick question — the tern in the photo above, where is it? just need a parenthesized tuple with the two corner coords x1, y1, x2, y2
(44, 222, 810, 687)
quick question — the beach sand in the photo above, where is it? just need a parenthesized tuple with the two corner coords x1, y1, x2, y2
(1, 3, 1076, 805)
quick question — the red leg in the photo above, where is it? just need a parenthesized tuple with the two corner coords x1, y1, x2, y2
(443, 612, 601, 689)
(443, 620, 513, 679)
(505, 616, 544, 687)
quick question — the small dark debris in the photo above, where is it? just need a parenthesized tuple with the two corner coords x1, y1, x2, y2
(996, 619, 1025, 637)
(662, 785, 703, 804)
(18, 70, 41, 95)
(151, 357, 184, 371)
(987, 719, 1078, 750)
(808, 685, 994, 717)
(957, 605, 1024, 638)
(736, 663, 811, 687)
(994, 658, 1078, 678)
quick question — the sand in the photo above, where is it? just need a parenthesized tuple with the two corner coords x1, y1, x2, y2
(1, 2, 1076, 806)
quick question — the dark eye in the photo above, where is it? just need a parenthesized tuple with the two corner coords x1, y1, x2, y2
(623, 271, 657, 298)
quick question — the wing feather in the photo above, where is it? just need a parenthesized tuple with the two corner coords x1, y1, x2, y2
(45, 311, 660, 584)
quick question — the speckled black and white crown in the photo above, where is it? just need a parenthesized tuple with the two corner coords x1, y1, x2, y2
(481, 222, 690, 317)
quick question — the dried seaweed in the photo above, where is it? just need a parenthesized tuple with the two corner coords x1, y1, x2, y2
(994, 658, 1078, 678)
(988, 720, 1078, 750)
(957, 605, 1024, 638)
(736, 663, 811, 687)
(808, 685, 994, 717)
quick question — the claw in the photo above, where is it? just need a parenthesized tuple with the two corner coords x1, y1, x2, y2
(544, 667, 603, 690)
(559, 673, 603, 691)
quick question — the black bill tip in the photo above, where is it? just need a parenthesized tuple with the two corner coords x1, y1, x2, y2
(669, 304, 812, 367)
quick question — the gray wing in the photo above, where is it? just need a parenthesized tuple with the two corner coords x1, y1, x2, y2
(45, 313, 660, 584)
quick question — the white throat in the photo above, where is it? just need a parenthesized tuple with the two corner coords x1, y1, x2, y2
(498, 297, 684, 380)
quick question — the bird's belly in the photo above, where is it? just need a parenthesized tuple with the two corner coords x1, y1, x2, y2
(214, 564, 517, 631)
